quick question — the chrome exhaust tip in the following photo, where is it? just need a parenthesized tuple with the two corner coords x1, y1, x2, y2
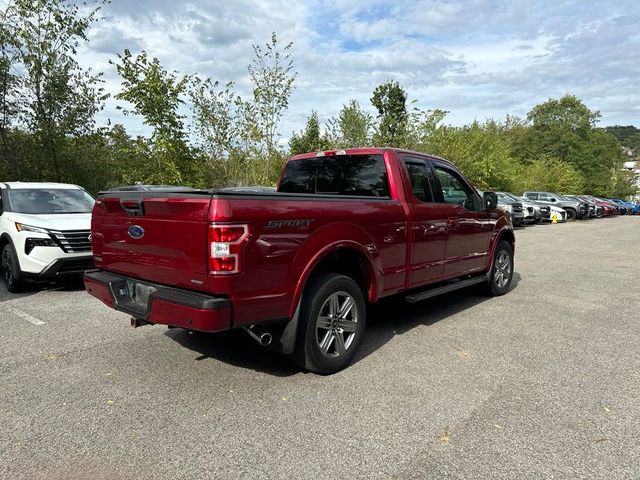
(245, 325, 272, 347)
(130, 316, 152, 328)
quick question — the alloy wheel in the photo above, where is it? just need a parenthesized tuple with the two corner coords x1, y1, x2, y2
(315, 291, 358, 358)
(494, 250, 512, 288)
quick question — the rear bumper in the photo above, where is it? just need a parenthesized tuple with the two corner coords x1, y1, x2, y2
(84, 270, 231, 332)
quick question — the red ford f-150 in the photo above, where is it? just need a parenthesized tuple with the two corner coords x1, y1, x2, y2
(85, 148, 514, 373)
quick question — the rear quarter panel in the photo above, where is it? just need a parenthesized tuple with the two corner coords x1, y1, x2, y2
(209, 195, 408, 325)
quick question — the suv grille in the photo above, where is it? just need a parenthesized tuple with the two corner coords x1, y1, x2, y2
(512, 203, 523, 213)
(48, 229, 92, 253)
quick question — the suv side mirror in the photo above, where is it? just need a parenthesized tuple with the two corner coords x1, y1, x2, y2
(483, 191, 498, 209)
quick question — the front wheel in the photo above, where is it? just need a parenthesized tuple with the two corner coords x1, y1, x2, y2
(486, 241, 514, 296)
(2, 243, 24, 293)
(565, 208, 577, 221)
(292, 273, 366, 375)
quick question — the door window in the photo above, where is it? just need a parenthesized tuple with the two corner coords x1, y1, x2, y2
(403, 159, 434, 203)
(539, 193, 553, 202)
(433, 165, 479, 211)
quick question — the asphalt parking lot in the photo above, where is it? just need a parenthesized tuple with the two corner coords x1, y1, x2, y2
(2, 216, 639, 480)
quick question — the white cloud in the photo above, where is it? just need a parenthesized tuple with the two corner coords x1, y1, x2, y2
(74, 0, 640, 139)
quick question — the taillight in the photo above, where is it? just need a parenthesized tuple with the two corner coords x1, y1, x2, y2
(208, 224, 250, 274)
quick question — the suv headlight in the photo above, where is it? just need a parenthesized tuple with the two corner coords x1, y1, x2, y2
(15, 223, 49, 234)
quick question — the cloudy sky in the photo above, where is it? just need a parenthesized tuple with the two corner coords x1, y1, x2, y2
(79, 0, 640, 141)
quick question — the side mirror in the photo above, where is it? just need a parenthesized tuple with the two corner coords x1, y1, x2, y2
(483, 191, 498, 210)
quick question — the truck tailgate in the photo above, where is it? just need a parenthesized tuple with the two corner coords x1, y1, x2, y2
(91, 193, 212, 292)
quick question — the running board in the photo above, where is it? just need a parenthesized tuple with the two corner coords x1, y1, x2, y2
(405, 275, 487, 303)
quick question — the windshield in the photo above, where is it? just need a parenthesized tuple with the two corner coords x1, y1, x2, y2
(8, 188, 95, 214)
(500, 192, 520, 202)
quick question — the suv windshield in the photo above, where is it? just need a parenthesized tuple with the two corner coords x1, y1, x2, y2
(496, 193, 515, 203)
(500, 192, 521, 202)
(8, 189, 94, 214)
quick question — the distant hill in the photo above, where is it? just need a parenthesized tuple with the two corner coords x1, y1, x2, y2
(605, 125, 640, 157)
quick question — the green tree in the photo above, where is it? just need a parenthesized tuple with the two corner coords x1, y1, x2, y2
(511, 95, 629, 195)
(0, 9, 20, 177)
(1, 0, 108, 181)
(112, 49, 204, 185)
(371, 81, 408, 147)
(511, 157, 585, 195)
(422, 119, 515, 191)
(289, 111, 329, 155)
(190, 33, 296, 187)
(608, 167, 638, 198)
(249, 32, 296, 168)
(326, 99, 373, 148)
(604, 125, 640, 159)
(112, 50, 189, 140)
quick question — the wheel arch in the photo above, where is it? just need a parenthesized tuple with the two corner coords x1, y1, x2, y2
(489, 226, 515, 268)
(0, 232, 16, 257)
(289, 244, 377, 318)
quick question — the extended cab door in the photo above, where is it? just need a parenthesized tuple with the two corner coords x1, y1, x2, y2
(430, 161, 492, 279)
(400, 155, 448, 287)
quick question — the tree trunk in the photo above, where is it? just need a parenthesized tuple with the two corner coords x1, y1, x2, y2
(0, 125, 20, 177)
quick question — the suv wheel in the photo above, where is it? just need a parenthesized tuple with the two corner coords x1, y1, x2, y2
(487, 241, 513, 296)
(565, 208, 577, 221)
(293, 273, 366, 375)
(2, 243, 24, 293)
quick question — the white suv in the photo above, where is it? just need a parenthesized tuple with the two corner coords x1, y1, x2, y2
(0, 182, 94, 292)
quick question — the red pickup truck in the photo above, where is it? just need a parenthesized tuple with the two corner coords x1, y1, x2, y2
(85, 148, 514, 373)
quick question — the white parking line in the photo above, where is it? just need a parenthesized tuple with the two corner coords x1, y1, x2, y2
(7, 306, 47, 326)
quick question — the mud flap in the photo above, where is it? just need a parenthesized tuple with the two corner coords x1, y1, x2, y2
(275, 300, 301, 354)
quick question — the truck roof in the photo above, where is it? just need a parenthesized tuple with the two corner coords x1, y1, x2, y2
(0, 182, 83, 190)
(289, 147, 451, 164)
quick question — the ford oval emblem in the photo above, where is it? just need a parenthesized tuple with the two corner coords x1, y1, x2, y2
(128, 225, 145, 239)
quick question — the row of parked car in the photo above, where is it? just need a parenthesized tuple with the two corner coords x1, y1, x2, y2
(493, 190, 640, 226)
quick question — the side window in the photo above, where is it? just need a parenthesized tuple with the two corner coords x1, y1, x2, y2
(403, 159, 434, 203)
(526, 193, 539, 200)
(539, 193, 552, 202)
(433, 165, 479, 211)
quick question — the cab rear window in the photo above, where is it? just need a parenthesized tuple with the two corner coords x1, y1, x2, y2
(278, 155, 390, 197)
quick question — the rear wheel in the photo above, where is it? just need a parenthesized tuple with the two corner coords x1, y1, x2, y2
(486, 241, 513, 296)
(2, 243, 24, 293)
(292, 273, 366, 375)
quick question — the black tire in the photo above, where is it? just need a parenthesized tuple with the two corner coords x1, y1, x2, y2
(564, 208, 577, 221)
(292, 273, 366, 375)
(2, 243, 24, 293)
(486, 240, 514, 296)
